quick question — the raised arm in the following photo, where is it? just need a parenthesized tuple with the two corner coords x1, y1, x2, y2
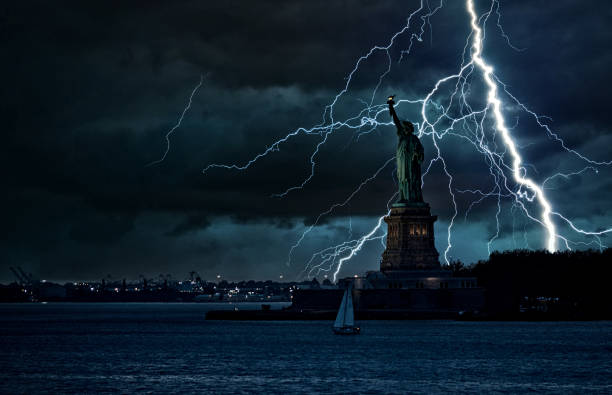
(387, 96, 402, 131)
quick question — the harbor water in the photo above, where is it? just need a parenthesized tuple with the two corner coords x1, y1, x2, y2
(1, 303, 610, 394)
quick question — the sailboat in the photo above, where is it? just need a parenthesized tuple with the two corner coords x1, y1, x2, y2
(333, 284, 360, 335)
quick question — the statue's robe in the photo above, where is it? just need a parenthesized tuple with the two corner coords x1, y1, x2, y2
(396, 131, 424, 203)
(389, 101, 424, 204)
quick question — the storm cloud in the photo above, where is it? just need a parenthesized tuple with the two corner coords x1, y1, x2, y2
(2, 0, 611, 282)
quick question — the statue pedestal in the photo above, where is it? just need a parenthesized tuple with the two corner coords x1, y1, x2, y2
(381, 203, 440, 272)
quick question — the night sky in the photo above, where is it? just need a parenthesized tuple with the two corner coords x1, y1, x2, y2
(3, 1, 611, 283)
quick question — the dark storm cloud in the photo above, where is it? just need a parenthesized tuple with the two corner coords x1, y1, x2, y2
(69, 212, 135, 245)
(164, 214, 211, 237)
(1, 0, 611, 282)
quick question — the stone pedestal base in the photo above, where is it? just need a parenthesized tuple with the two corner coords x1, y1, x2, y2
(381, 203, 440, 271)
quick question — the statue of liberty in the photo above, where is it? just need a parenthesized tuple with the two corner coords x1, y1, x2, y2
(387, 95, 424, 204)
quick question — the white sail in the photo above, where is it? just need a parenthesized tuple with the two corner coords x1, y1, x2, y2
(344, 288, 354, 327)
(334, 288, 349, 328)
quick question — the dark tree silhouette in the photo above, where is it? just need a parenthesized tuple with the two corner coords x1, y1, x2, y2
(457, 249, 612, 318)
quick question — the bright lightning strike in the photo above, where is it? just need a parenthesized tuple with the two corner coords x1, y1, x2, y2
(465, 0, 557, 251)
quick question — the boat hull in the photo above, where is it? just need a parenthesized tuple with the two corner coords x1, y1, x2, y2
(333, 326, 360, 335)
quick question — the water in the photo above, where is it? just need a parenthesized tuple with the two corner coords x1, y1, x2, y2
(1, 303, 610, 394)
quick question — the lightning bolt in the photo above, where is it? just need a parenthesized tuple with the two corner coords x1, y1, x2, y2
(287, 156, 395, 267)
(147, 74, 205, 167)
(191, 0, 612, 281)
(465, 0, 557, 251)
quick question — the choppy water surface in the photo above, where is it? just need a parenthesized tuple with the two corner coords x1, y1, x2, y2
(1, 303, 610, 394)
